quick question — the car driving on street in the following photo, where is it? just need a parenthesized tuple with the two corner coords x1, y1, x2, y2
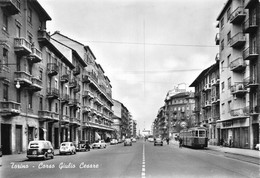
(124, 138, 132, 146)
(59, 142, 76, 155)
(92, 140, 107, 149)
(27, 140, 54, 160)
(154, 138, 163, 146)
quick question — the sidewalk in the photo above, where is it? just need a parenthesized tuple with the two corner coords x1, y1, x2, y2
(170, 140, 260, 159)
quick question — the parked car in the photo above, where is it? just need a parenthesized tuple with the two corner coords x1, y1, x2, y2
(124, 138, 132, 146)
(131, 138, 137, 142)
(77, 140, 91, 152)
(92, 140, 107, 149)
(255, 143, 260, 150)
(110, 139, 118, 145)
(59, 142, 76, 155)
(27, 140, 54, 160)
(154, 138, 163, 146)
(148, 137, 154, 142)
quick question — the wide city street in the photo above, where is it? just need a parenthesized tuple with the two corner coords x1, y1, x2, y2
(1, 140, 259, 178)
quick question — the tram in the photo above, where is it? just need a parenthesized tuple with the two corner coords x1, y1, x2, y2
(179, 127, 208, 148)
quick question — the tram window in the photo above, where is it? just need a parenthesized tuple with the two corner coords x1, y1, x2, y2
(199, 130, 205, 137)
(195, 131, 198, 137)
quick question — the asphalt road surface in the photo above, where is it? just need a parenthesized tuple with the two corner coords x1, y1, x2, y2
(1, 140, 259, 178)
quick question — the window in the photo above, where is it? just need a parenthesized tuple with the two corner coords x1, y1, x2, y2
(227, 8, 231, 21)
(228, 77, 231, 89)
(3, 13, 8, 31)
(28, 93, 33, 109)
(17, 89, 21, 103)
(221, 82, 225, 92)
(221, 61, 224, 72)
(222, 103, 225, 114)
(3, 48, 8, 66)
(16, 25, 21, 37)
(55, 103, 58, 113)
(39, 97, 43, 110)
(3, 84, 8, 101)
(228, 101, 231, 113)
(227, 55, 231, 68)
(220, 18, 224, 29)
(227, 31, 231, 44)
(39, 70, 43, 81)
(221, 40, 224, 51)
(28, 8, 32, 24)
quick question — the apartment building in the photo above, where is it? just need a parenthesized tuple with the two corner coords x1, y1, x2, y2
(190, 62, 220, 145)
(153, 106, 167, 138)
(0, 0, 67, 153)
(112, 99, 130, 139)
(216, 0, 259, 149)
(51, 32, 114, 143)
(164, 92, 195, 138)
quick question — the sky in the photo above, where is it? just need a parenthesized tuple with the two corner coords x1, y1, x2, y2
(38, 0, 227, 132)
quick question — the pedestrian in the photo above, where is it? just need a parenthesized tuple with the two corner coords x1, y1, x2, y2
(229, 136, 233, 148)
(220, 138, 224, 146)
(166, 137, 169, 145)
(179, 137, 183, 148)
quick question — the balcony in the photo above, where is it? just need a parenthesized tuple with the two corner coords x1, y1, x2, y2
(93, 97, 103, 106)
(69, 99, 80, 108)
(51, 112, 59, 122)
(46, 88, 59, 99)
(230, 107, 249, 119)
(211, 77, 220, 86)
(70, 117, 81, 126)
(243, 18, 258, 33)
(61, 94, 70, 103)
(38, 110, 52, 121)
(28, 47, 42, 63)
(69, 79, 77, 88)
(82, 105, 91, 113)
(73, 84, 80, 93)
(211, 96, 220, 104)
(229, 6, 246, 24)
(215, 33, 220, 45)
(0, 0, 20, 15)
(203, 83, 211, 91)
(244, 0, 258, 9)
(215, 53, 220, 62)
(244, 76, 259, 89)
(73, 66, 81, 76)
(230, 57, 246, 72)
(31, 77, 43, 92)
(47, 63, 59, 76)
(243, 47, 258, 61)
(14, 38, 32, 56)
(205, 100, 212, 108)
(60, 74, 69, 83)
(82, 90, 94, 99)
(14, 71, 32, 87)
(0, 101, 21, 116)
(249, 106, 259, 115)
(82, 72, 99, 85)
(230, 83, 247, 97)
(230, 33, 246, 48)
(38, 29, 51, 46)
(61, 115, 70, 124)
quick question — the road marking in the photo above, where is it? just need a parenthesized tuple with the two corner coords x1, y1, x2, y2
(141, 143, 146, 178)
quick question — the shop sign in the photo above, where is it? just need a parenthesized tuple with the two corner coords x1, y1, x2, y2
(222, 121, 232, 128)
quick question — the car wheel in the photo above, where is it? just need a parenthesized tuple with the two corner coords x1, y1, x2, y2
(51, 154, 54, 159)
(154, 144, 156, 146)
(43, 153, 48, 160)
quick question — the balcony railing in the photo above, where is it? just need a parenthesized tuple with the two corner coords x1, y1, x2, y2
(243, 47, 258, 60)
(69, 99, 80, 108)
(14, 71, 32, 87)
(31, 77, 43, 91)
(244, 76, 259, 88)
(82, 90, 94, 99)
(47, 63, 59, 76)
(230, 57, 246, 72)
(0, 0, 20, 15)
(14, 38, 32, 55)
(243, 17, 258, 33)
(46, 88, 59, 99)
(230, 83, 247, 96)
(250, 106, 259, 115)
(38, 29, 51, 46)
(0, 101, 21, 116)
(60, 74, 69, 83)
(73, 84, 81, 93)
(38, 110, 52, 121)
(69, 79, 77, 88)
(61, 94, 70, 103)
(230, 107, 249, 118)
(73, 66, 81, 76)
(229, 6, 246, 24)
(28, 47, 42, 63)
(230, 33, 246, 48)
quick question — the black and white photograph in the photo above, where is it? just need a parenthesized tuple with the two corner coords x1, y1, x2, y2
(0, 0, 259, 177)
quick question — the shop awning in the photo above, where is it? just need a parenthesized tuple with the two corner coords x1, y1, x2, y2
(95, 132, 101, 140)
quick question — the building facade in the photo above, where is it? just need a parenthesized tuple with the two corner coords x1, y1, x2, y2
(112, 99, 131, 139)
(190, 63, 220, 145)
(0, 0, 114, 155)
(216, 0, 259, 149)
